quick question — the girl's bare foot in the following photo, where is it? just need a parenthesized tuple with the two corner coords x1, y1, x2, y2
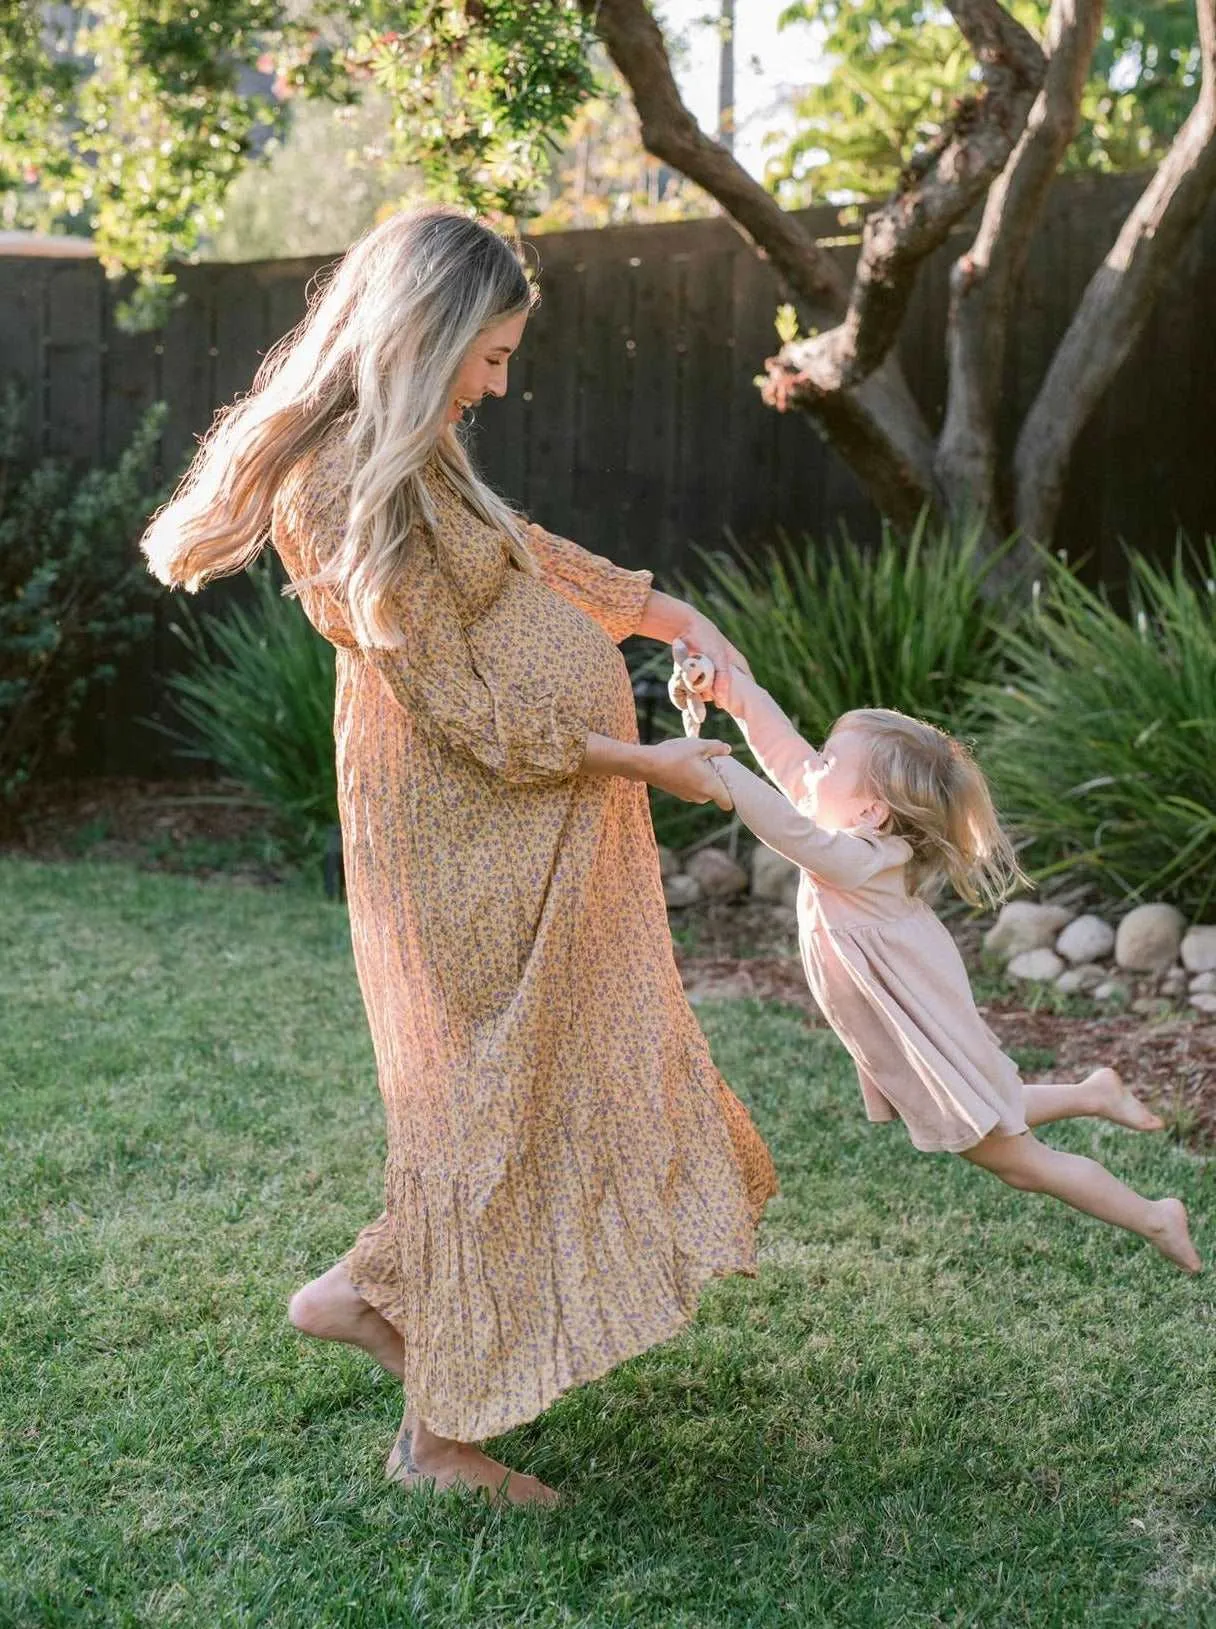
(385, 1414, 559, 1508)
(1146, 1198, 1202, 1274)
(287, 1260, 405, 1379)
(1085, 1067, 1164, 1133)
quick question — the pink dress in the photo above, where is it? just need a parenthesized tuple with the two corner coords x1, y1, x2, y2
(713, 673, 1027, 1154)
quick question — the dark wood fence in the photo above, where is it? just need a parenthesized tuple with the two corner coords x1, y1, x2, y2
(3, 170, 1215, 776)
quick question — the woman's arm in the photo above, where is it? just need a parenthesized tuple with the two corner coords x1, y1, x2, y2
(582, 734, 735, 811)
(636, 590, 752, 688)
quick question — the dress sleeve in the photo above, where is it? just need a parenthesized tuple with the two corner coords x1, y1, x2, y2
(363, 536, 589, 786)
(717, 667, 823, 807)
(523, 522, 653, 645)
(713, 759, 895, 892)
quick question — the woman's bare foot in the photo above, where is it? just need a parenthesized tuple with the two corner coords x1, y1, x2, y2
(1085, 1067, 1165, 1132)
(1146, 1198, 1202, 1274)
(287, 1260, 405, 1379)
(385, 1414, 559, 1508)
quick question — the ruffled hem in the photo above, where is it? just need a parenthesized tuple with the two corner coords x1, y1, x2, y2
(345, 1083, 776, 1442)
(347, 1229, 760, 1442)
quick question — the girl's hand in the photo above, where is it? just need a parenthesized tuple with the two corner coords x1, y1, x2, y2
(640, 738, 734, 809)
(678, 611, 752, 707)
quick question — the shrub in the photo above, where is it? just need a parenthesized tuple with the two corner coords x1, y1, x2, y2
(163, 562, 338, 857)
(975, 541, 1216, 918)
(640, 512, 1020, 855)
(0, 389, 168, 807)
(680, 510, 1019, 744)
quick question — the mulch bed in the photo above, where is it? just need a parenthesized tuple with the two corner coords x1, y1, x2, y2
(10, 778, 1216, 1145)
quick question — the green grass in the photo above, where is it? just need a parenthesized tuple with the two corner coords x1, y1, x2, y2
(2, 859, 1214, 1629)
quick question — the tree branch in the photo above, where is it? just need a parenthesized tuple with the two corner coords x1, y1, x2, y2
(936, 0, 1105, 522)
(587, 0, 939, 519)
(583, 0, 847, 322)
(1014, 0, 1216, 543)
(764, 0, 1044, 404)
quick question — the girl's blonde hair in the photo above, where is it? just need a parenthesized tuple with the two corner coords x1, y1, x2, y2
(140, 206, 539, 646)
(839, 708, 1029, 909)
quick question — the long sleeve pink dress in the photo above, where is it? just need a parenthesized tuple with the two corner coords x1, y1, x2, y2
(712, 672, 1027, 1155)
(269, 429, 776, 1441)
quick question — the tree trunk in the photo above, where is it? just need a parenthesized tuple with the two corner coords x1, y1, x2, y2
(1015, 0, 1216, 544)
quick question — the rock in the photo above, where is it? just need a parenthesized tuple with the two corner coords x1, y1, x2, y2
(1181, 925, 1216, 973)
(684, 847, 748, 900)
(1159, 966, 1189, 997)
(663, 873, 704, 908)
(1093, 979, 1130, 1004)
(1055, 914, 1115, 965)
(983, 902, 1075, 960)
(1132, 996, 1173, 1018)
(1189, 992, 1216, 1016)
(1006, 948, 1065, 982)
(658, 846, 680, 880)
(1055, 962, 1106, 994)
(750, 844, 801, 906)
(1190, 971, 1216, 995)
(1114, 903, 1186, 972)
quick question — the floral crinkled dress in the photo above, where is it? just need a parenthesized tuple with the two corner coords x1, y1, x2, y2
(270, 430, 776, 1441)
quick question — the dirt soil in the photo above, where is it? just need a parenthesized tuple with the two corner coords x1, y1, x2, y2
(9, 778, 1216, 1146)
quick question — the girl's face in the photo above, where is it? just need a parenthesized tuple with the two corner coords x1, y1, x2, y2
(806, 727, 887, 831)
(448, 310, 528, 423)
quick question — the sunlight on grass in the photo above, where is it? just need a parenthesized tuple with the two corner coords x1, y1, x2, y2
(2, 859, 1213, 1628)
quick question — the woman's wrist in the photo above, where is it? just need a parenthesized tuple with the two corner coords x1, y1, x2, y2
(581, 733, 649, 782)
(636, 589, 697, 646)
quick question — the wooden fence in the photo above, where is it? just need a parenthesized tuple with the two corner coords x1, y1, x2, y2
(3, 169, 1215, 776)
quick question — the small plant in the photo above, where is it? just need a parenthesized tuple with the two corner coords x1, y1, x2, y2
(679, 509, 1020, 745)
(162, 562, 338, 858)
(975, 539, 1216, 918)
(0, 387, 168, 808)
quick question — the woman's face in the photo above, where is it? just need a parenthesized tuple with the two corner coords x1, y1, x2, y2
(448, 310, 529, 423)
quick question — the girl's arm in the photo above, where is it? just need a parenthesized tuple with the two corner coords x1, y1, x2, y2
(713, 758, 892, 892)
(713, 666, 823, 808)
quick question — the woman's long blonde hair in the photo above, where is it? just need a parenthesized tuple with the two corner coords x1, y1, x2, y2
(140, 206, 538, 646)
(840, 708, 1030, 909)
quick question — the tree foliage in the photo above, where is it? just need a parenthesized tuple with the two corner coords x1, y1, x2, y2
(767, 1, 1200, 203)
(1, 2, 597, 319)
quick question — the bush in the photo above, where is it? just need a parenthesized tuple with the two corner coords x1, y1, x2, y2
(680, 510, 1020, 744)
(975, 541, 1216, 918)
(163, 562, 338, 858)
(0, 389, 168, 807)
(639, 512, 1020, 855)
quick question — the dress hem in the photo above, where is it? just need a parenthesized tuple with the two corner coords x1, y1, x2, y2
(346, 1248, 762, 1443)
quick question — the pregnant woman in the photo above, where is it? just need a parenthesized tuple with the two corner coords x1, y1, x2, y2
(142, 206, 776, 1506)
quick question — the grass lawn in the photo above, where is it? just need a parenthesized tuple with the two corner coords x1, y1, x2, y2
(2, 858, 1214, 1629)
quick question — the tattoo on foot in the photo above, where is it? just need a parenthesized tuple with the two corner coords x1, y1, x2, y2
(394, 1426, 422, 1475)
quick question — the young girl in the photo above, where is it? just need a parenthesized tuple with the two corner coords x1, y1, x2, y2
(671, 646, 1201, 1275)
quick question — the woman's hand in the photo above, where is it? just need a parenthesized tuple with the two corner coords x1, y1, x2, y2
(638, 738, 734, 810)
(636, 591, 753, 707)
(678, 610, 752, 705)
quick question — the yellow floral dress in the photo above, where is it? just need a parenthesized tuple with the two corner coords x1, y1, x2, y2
(270, 431, 776, 1442)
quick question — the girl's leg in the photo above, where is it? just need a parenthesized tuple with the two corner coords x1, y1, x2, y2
(962, 1130, 1201, 1273)
(1022, 1066, 1163, 1132)
(288, 1259, 405, 1378)
(385, 1411, 559, 1507)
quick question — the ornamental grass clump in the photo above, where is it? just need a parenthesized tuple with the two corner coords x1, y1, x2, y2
(682, 510, 1017, 744)
(974, 540, 1216, 919)
(163, 561, 337, 857)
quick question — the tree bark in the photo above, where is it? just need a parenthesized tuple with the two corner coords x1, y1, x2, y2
(936, 0, 1104, 526)
(761, 0, 1044, 402)
(587, 0, 939, 520)
(1014, 0, 1216, 544)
